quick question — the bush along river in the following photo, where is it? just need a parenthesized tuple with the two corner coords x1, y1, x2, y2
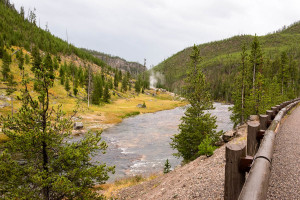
(74, 103, 233, 182)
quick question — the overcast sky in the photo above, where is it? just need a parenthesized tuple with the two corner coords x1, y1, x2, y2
(11, 0, 300, 68)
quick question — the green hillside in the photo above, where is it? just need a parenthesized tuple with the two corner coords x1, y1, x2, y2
(153, 21, 300, 101)
(0, 0, 111, 71)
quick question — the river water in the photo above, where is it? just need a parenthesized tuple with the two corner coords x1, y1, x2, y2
(81, 103, 232, 182)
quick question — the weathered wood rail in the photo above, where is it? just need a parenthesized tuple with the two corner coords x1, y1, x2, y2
(224, 98, 300, 200)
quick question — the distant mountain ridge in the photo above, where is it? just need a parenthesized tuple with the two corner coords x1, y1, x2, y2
(83, 49, 146, 75)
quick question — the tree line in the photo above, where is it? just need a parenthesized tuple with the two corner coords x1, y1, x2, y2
(230, 35, 299, 127)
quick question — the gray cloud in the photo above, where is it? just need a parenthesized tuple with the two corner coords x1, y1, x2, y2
(11, 0, 300, 67)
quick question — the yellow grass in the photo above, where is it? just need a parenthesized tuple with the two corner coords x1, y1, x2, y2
(96, 174, 159, 198)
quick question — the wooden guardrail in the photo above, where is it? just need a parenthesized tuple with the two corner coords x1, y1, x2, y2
(224, 98, 300, 200)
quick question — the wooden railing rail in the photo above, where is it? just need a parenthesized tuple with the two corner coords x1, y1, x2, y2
(224, 98, 300, 200)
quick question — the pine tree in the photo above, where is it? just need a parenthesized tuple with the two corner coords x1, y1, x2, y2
(135, 79, 140, 94)
(20, 6, 25, 19)
(249, 36, 264, 114)
(59, 65, 65, 85)
(73, 87, 78, 96)
(1, 50, 11, 81)
(91, 74, 103, 105)
(118, 70, 122, 82)
(0, 35, 4, 59)
(230, 44, 250, 127)
(279, 51, 288, 95)
(121, 75, 128, 92)
(163, 159, 171, 174)
(108, 78, 113, 89)
(250, 35, 263, 90)
(114, 70, 118, 89)
(53, 56, 59, 70)
(0, 53, 114, 199)
(65, 77, 70, 92)
(170, 45, 220, 162)
(25, 54, 30, 64)
(103, 83, 110, 103)
(31, 46, 42, 73)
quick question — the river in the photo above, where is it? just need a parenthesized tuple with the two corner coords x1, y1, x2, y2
(79, 102, 233, 182)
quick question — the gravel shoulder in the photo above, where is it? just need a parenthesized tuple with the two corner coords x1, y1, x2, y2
(267, 105, 300, 199)
(114, 124, 247, 200)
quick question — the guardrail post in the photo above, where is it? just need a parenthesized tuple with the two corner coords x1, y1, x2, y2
(276, 104, 281, 111)
(271, 106, 278, 115)
(266, 110, 274, 121)
(225, 143, 246, 200)
(247, 121, 260, 156)
(259, 114, 268, 130)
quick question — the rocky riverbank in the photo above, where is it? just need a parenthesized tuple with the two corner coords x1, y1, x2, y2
(101, 123, 247, 199)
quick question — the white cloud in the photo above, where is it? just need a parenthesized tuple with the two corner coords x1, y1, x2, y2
(11, 0, 300, 67)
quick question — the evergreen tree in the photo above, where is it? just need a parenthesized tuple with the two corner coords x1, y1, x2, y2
(129, 80, 132, 91)
(108, 78, 113, 89)
(121, 75, 128, 92)
(135, 79, 140, 94)
(91, 74, 103, 105)
(65, 77, 70, 92)
(198, 135, 217, 157)
(0, 35, 4, 58)
(1, 50, 11, 81)
(103, 83, 110, 103)
(73, 87, 78, 96)
(25, 54, 30, 64)
(118, 70, 122, 82)
(249, 36, 264, 114)
(0, 53, 114, 199)
(170, 45, 220, 162)
(59, 65, 65, 85)
(114, 70, 118, 89)
(31, 46, 42, 73)
(163, 159, 171, 174)
(230, 44, 250, 127)
(20, 6, 24, 19)
(279, 51, 288, 95)
(53, 56, 59, 70)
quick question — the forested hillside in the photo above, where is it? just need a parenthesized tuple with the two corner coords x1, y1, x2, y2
(0, 0, 114, 72)
(0, 0, 152, 121)
(153, 22, 300, 102)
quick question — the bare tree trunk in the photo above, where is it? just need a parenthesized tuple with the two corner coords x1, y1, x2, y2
(241, 66, 245, 124)
(42, 84, 50, 200)
(253, 60, 256, 90)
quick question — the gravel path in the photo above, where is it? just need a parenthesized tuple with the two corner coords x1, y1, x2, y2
(267, 105, 300, 199)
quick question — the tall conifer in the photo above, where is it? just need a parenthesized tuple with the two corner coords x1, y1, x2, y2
(170, 45, 219, 162)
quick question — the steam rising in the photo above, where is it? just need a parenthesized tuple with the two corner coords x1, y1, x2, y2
(150, 71, 165, 88)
